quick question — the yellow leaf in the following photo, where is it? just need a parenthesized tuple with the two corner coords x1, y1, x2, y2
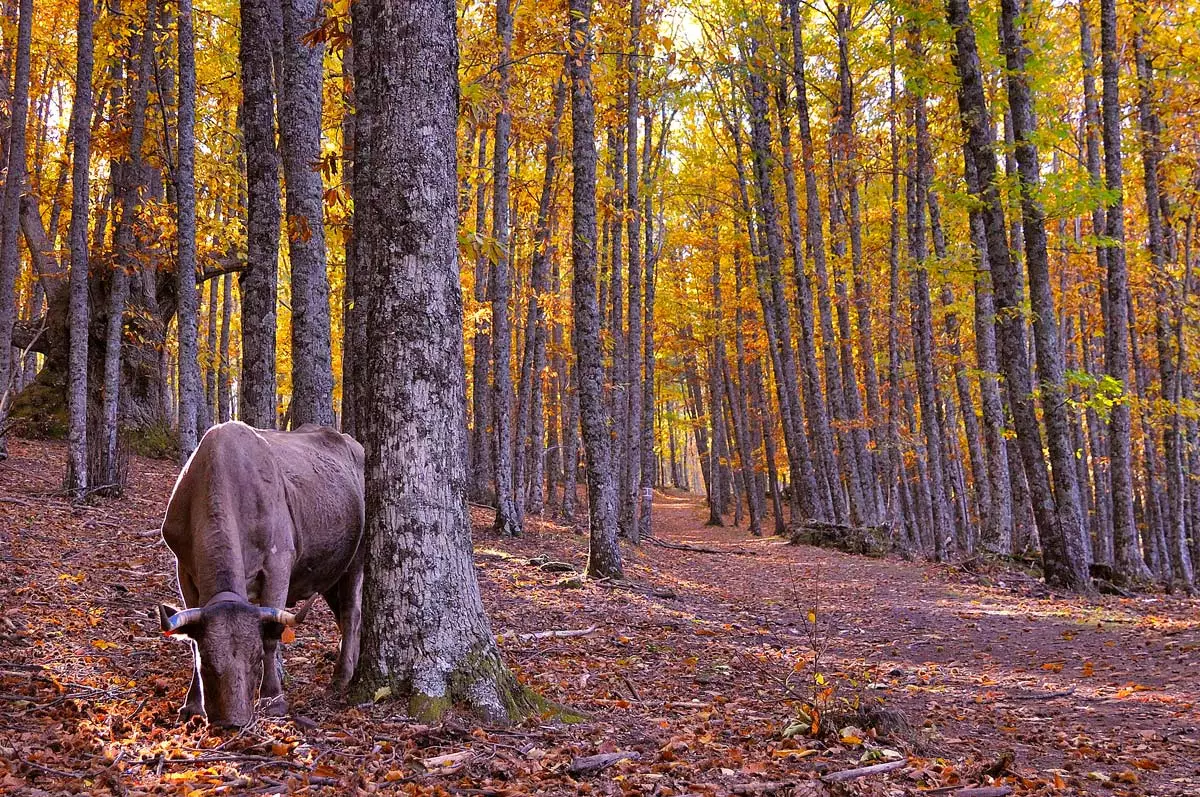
(373, 686, 392, 702)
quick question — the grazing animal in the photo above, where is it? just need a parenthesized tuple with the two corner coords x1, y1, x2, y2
(157, 421, 365, 727)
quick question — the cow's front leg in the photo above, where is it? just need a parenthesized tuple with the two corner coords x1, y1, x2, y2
(180, 646, 205, 720)
(178, 573, 205, 720)
(259, 636, 288, 717)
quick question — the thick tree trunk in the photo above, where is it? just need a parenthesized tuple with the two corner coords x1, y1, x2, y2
(238, 0, 281, 428)
(787, 0, 849, 524)
(280, 0, 334, 427)
(348, 0, 536, 722)
(176, 0, 202, 458)
(568, 0, 622, 579)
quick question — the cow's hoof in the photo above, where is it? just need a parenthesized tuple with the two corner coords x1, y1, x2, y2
(179, 703, 205, 722)
(330, 676, 350, 693)
(259, 695, 288, 717)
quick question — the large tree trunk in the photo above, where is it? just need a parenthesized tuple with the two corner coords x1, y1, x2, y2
(280, 0, 334, 427)
(998, 0, 1092, 587)
(238, 0, 281, 428)
(348, 0, 534, 722)
(1099, 0, 1151, 582)
(568, 0, 622, 579)
(0, 0, 31, 457)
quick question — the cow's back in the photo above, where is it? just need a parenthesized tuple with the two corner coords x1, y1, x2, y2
(162, 422, 364, 605)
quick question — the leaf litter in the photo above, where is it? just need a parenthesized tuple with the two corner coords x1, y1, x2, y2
(2, 438, 1199, 795)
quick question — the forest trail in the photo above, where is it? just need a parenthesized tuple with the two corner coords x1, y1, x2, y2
(2, 439, 1199, 795)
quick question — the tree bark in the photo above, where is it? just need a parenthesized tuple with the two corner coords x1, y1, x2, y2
(469, 123, 493, 503)
(280, 0, 334, 427)
(176, 0, 202, 458)
(238, 0, 281, 429)
(489, 0, 520, 537)
(348, 0, 534, 722)
(65, 0, 95, 494)
(998, 0, 1092, 586)
(1099, 0, 1152, 582)
(622, 0, 643, 542)
(568, 0, 622, 578)
(0, 0, 31, 457)
(947, 0, 1091, 591)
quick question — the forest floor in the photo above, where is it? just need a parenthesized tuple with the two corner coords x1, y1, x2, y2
(1, 438, 1199, 796)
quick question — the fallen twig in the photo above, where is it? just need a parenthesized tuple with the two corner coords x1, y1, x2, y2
(1009, 687, 1075, 701)
(648, 537, 757, 556)
(567, 750, 639, 775)
(952, 788, 1012, 797)
(820, 758, 906, 783)
(501, 626, 598, 642)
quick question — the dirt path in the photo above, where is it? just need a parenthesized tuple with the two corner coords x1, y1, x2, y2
(2, 438, 1198, 795)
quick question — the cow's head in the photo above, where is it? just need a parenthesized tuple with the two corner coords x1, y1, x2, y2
(158, 596, 314, 727)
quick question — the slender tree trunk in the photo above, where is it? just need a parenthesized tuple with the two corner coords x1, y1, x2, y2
(239, 0, 281, 428)
(622, 0, 643, 542)
(1135, 26, 1193, 588)
(947, 0, 1091, 591)
(280, 0, 334, 427)
(348, 0, 533, 722)
(999, 0, 1092, 585)
(637, 106, 657, 541)
(568, 0, 622, 578)
(742, 52, 820, 522)
(64, 0, 95, 494)
(218, 272, 232, 422)
(773, 75, 836, 521)
(469, 124, 493, 503)
(788, 0, 849, 524)
(517, 71, 566, 519)
(0, 0, 31, 457)
(1099, 0, 1152, 582)
(489, 0, 520, 537)
(175, 0, 202, 458)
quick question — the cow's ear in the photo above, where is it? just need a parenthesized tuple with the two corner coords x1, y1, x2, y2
(158, 604, 204, 639)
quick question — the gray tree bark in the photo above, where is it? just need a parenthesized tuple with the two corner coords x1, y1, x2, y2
(489, 0, 520, 537)
(280, 0, 334, 427)
(568, 0, 622, 578)
(238, 0, 281, 428)
(176, 0, 202, 458)
(65, 0, 95, 494)
(348, 0, 534, 722)
(0, 0, 31, 458)
(1099, 0, 1152, 582)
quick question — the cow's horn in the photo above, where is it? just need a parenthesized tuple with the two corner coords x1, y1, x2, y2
(292, 593, 319, 625)
(165, 607, 205, 633)
(258, 606, 296, 626)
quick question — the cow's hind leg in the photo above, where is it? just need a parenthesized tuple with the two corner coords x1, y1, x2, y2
(325, 556, 363, 691)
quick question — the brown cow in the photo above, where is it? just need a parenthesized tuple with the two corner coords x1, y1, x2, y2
(157, 421, 364, 727)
